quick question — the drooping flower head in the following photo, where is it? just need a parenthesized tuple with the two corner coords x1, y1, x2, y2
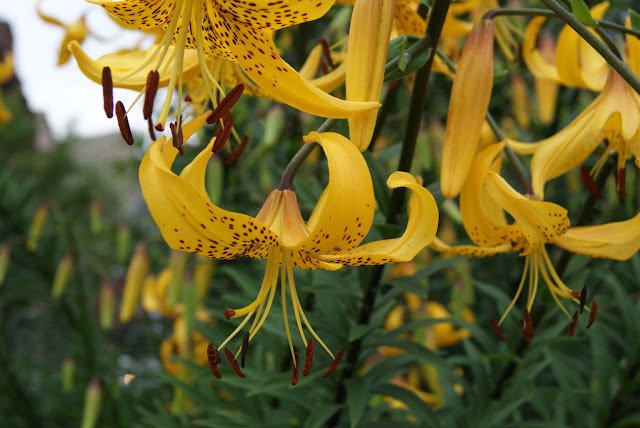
(37, 0, 90, 65)
(139, 112, 439, 376)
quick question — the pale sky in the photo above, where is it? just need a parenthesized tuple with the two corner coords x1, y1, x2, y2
(1, 0, 149, 139)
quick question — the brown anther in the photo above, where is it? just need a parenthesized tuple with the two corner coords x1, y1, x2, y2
(523, 308, 535, 338)
(213, 113, 233, 154)
(147, 117, 156, 140)
(579, 284, 587, 314)
(102, 66, 113, 118)
(207, 84, 245, 124)
(320, 61, 329, 76)
(115, 101, 134, 145)
(587, 300, 598, 329)
(320, 38, 335, 68)
(302, 338, 314, 376)
(323, 346, 345, 378)
(568, 311, 579, 337)
(489, 317, 507, 342)
(580, 166, 602, 199)
(571, 290, 580, 299)
(224, 308, 235, 320)
(518, 320, 531, 343)
(155, 123, 164, 132)
(240, 331, 250, 369)
(223, 348, 246, 378)
(170, 121, 183, 153)
(206, 342, 222, 379)
(291, 353, 300, 386)
(616, 167, 626, 200)
(143, 70, 159, 120)
(184, 94, 192, 102)
(211, 127, 227, 154)
(225, 134, 248, 166)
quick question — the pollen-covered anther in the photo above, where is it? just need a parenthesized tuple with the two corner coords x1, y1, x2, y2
(184, 95, 192, 102)
(115, 101, 134, 146)
(320, 38, 334, 68)
(225, 135, 248, 166)
(523, 308, 535, 338)
(570, 290, 580, 299)
(224, 308, 236, 320)
(143, 70, 159, 120)
(568, 311, 579, 337)
(155, 123, 164, 132)
(207, 84, 245, 125)
(302, 338, 314, 376)
(489, 316, 507, 342)
(223, 348, 246, 378)
(102, 66, 113, 119)
(206, 342, 222, 379)
(580, 166, 602, 199)
(518, 320, 531, 343)
(323, 346, 345, 378)
(616, 167, 626, 200)
(213, 113, 233, 154)
(579, 284, 587, 314)
(241, 331, 250, 369)
(587, 300, 598, 329)
(291, 353, 300, 386)
(170, 121, 184, 154)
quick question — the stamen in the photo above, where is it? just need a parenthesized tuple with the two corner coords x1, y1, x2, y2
(570, 290, 580, 299)
(155, 123, 164, 132)
(523, 308, 535, 338)
(143, 70, 160, 120)
(321, 38, 335, 68)
(518, 320, 531, 343)
(102, 67, 113, 119)
(224, 308, 236, 320)
(320, 61, 329, 76)
(241, 331, 250, 369)
(206, 342, 222, 379)
(147, 117, 157, 141)
(489, 316, 507, 342)
(580, 166, 602, 199)
(207, 84, 245, 124)
(616, 167, 626, 200)
(587, 300, 598, 329)
(185, 94, 192, 102)
(223, 348, 246, 378)
(568, 311, 579, 337)
(323, 346, 345, 378)
(225, 134, 248, 166)
(170, 121, 184, 153)
(213, 113, 233, 154)
(302, 338, 314, 376)
(211, 128, 227, 154)
(579, 284, 587, 314)
(291, 353, 300, 386)
(115, 101, 134, 145)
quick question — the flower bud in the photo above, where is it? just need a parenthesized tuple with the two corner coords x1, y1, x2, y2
(80, 377, 102, 428)
(441, 20, 494, 198)
(61, 357, 75, 393)
(193, 257, 215, 299)
(99, 281, 115, 331)
(0, 243, 9, 286)
(262, 105, 285, 148)
(27, 202, 49, 252)
(511, 74, 530, 130)
(166, 250, 187, 309)
(116, 223, 131, 264)
(119, 243, 149, 323)
(52, 252, 74, 299)
(346, 0, 394, 151)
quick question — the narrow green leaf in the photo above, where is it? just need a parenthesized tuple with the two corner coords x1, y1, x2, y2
(571, 0, 596, 26)
(302, 404, 343, 428)
(385, 36, 432, 82)
(630, 9, 640, 31)
(346, 377, 370, 428)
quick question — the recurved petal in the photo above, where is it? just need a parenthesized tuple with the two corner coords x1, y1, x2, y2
(69, 41, 200, 90)
(219, 0, 335, 31)
(139, 113, 281, 260)
(294, 132, 375, 255)
(318, 172, 438, 266)
(522, 17, 560, 81)
(592, 70, 640, 140)
(485, 172, 570, 255)
(89, 0, 170, 30)
(429, 237, 513, 258)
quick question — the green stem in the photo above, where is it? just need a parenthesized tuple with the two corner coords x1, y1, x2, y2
(538, 0, 640, 95)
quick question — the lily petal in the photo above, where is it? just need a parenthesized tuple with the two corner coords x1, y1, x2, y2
(429, 237, 513, 258)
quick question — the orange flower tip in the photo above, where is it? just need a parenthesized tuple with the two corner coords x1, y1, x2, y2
(580, 167, 602, 199)
(579, 284, 587, 314)
(522, 308, 535, 337)
(207, 342, 222, 379)
(321, 38, 334, 68)
(170, 122, 184, 154)
(587, 300, 598, 329)
(155, 123, 164, 132)
(302, 337, 314, 377)
(147, 117, 156, 141)
(518, 320, 532, 343)
(115, 101, 134, 146)
(489, 317, 507, 342)
(223, 347, 246, 378)
(616, 167, 626, 200)
(291, 353, 300, 386)
(143, 70, 159, 120)
(320, 61, 329, 76)
(568, 311, 579, 337)
(240, 331, 250, 369)
(207, 84, 245, 124)
(323, 346, 345, 378)
(184, 94, 192, 102)
(224, 308, 236, 320)
(102, 66, 113, 119)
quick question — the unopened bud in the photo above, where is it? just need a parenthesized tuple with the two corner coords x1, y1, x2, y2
(193, 258, 215, 299)
(119, 243, 149, 323)
(262, 106, 285, 148)
(205, 156, 224, 206)
(61, 357, 75, 393)
(99, 282, 115, 331)
(27, 202, 50, 252)
(90, 199, 102, 235)
(166, 250, 187, 309)
(80, 377, 102, 428)
(116, 224, 131, 264)
(0, 243, 9, 286)
(52, 252, 74, 299)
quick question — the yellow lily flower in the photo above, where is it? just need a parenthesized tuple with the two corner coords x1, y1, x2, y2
(37, 0, 90, 65)
(533, 32, 559, 125)
(0, 53, 13, 124)
(509, 69, 640, 199)
(139, 111, 439, 369)
(432, 142, 640, 327)
(89, 0, 379, 123)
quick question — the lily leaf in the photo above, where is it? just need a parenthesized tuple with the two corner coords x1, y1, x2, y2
(571, 0, 596, 26)
(630, 9, 640, 31)
(385, 36, 432, 82)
